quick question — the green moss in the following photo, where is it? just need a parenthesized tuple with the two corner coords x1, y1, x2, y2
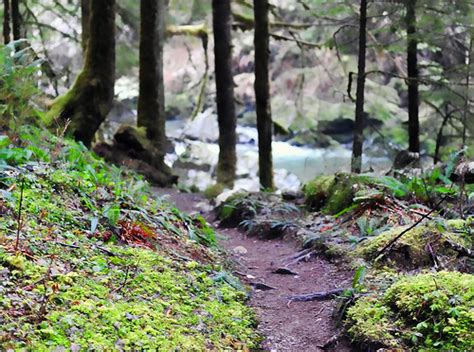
(44, 70, 88, 125)
(303, 175, 335, 211)
(203, 183, 225, 200)
(346, 296, 398, 348)
(355, 223, 471, 269)
(10, 247, 258, 351)
(304, 174, 372, 214)
(0, 126, 260, 350)
(347, 272, 474, 351)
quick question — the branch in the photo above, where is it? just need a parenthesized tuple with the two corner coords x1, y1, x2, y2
(376, 193, 451, 258)
(286, 288, 349, 303)
(270, 33, 321, 48)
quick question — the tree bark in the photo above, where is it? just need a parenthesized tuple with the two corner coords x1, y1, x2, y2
(406, 0, 420, 153)
(254, 0, 274, 189)
(3, 0, 10, 44)
(137, 0, 167, 151)
(3, 0, 11, 44)
(351, 0, 367, 174)
(212, 0, 237, 187)
(11, 0, 21, 40)
(46, 0, 115, 147)
(81, 0, 90, 54)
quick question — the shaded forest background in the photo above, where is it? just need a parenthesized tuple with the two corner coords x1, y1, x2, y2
(3, 0, 473, 192)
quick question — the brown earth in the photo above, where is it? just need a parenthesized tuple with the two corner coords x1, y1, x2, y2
(153, 188, 354, 352)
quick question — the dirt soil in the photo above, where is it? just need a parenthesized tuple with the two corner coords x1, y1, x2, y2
(154, 188, 354, 351)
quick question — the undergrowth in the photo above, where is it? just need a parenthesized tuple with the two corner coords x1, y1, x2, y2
(0, 126, 259, 350)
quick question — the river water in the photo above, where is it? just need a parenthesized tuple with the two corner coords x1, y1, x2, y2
(165, 119, 392, 191)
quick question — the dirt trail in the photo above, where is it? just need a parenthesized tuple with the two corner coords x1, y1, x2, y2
(154, 188, 354, 351)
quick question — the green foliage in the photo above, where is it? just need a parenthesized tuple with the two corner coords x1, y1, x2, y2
(0, 42, 42, 129)
(0, 127, 258, 349)
(347, 272, 474, 351)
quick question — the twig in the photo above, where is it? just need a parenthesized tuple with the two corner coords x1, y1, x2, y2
(54, 241, 80, 249)
(15, 176, 25, 251)
(94, 245, 117, 257)
(270, 32, 321, 48)
(111, 265, 131, 294)
(376, 193, 451, 258)
(445, 239, 474, 258)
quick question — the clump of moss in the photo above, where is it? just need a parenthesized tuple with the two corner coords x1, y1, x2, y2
(303, 174, 388, 214)
(346, 296, 398, 349)
(355, 222, 472, 270)
(346, 271, 474, 351)
(203, 183, 225, 200)
(303, 175, 335, 211)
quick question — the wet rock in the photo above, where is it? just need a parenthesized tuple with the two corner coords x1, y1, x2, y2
(450, 161, 474, 184)
(233, 246, 248, 255)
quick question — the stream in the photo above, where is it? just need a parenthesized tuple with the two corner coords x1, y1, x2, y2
(165, 117, 392, 191)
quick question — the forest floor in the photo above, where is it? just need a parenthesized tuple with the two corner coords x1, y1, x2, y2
(154, 188, 353, 351)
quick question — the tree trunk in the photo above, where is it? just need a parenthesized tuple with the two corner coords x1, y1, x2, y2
(3, 0, 10, 44)
(46, 0, 115, 147)
(406, 0, 419, 153)
(81, 0, 90, 54)
(212, 0, 237, 187)
(254, 0, 274, 189)
(11, 0, 21, 40)
(351, 0, 367, 174)
(137, 0, 167, 151)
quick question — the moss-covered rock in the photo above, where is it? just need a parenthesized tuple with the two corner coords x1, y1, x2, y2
(303, 175, 335, 211)
(203, 183, 225, 200)
(303, 173, 412, 215)
(346, 271, 474, 351)
(355, 222, 472, 270)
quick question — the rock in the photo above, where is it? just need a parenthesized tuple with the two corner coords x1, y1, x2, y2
(318, 116, 382, 144)
(183, 108, 218, 142)
(450, 161, 474, 184)
(393, 150, 420, 169)
(233, 246, 248, 255)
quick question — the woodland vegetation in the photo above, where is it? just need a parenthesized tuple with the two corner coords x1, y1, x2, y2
(0, 0, 473, 351)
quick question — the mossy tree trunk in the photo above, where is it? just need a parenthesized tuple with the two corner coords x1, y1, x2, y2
(137, 0, 167, 151)
(406, 0, 420, 154)
(47, 0, 115, 147)
(212, 0, 237, 187)
(11, 0, 21, 40)
(254, 0, 274, 190)
(3, 0, 11, 44)
(81, 0, 90, 54)
(351, 0, 367, 174)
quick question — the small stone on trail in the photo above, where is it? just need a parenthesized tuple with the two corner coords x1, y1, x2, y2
(233, 246, 248, 255)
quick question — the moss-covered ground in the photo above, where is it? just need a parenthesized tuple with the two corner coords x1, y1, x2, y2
(0, 127, 259, 350)
(299, 172, 474, 351)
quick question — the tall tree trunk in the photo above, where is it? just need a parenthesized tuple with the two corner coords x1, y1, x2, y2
(81, 0, 90, 54)
(406, 0, 419, 153)
(11, 0, 21, 40)
(46, 0, 115, 147)
(351, 0, 367, 174)
(3, 0, 10, 44)
(137, 0, 167, 150)
(212, 0, 237, 187)
(254, 0, 274, 189)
